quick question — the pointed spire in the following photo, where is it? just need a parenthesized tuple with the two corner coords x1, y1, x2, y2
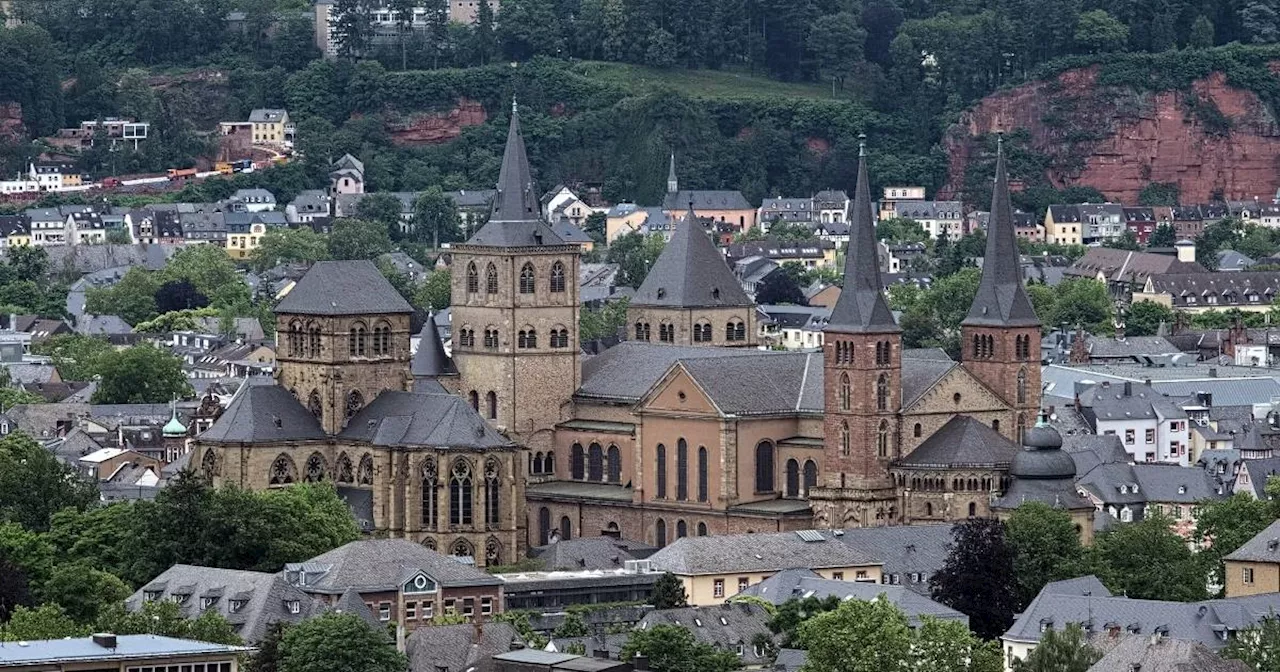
(490, 100, 538, 224)
(667, 151, 678, 194)
(632, 200, 752, 309)
(963, 132, 1040, 328)
(825, 134, 898, 334)
(412, 313, 458, 377)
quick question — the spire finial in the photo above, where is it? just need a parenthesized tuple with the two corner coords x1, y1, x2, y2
(996, 129, 1004, 154)
(858, 133, 867, 157)
(511, 96, 518, 115)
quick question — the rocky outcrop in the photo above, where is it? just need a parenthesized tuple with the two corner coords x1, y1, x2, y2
(387, 99, 487, 146)
(941, 66, 1280, 205)
(0, 102, 25, 144)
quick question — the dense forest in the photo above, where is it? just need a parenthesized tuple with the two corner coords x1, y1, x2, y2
(6, 0, 1280, 207)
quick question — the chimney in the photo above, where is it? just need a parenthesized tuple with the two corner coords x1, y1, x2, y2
(91, 633, 117, 649)
(472, 619, 484, 644)
(1176, 239, 1196, 263)
(633, 654, 650, 671)
(1209, 368, 1218, 378)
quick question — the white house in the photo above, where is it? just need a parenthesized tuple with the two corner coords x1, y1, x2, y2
(1078, 381, 1191, 466)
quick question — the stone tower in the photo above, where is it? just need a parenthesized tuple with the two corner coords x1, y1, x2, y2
(627, 203, 757, 347)
(450, 104, 581, 453)
(274, 260, 414, 435)
(810, 138, 901, 528)
(960, 136, 1042, 442)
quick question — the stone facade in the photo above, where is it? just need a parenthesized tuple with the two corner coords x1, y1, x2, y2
(627, 305, 757, 347)
(958, 323, 1040, 440)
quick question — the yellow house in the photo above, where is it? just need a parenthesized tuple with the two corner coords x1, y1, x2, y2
(0, 214, 31, 248)
(606, 204, 662, 243)
(1224, 519, 1280, 597)
(646, 530, 884, 605)
(248, 108, 290, 144)
(226, 221, 268, 260)
(1044, 205, 1082, 246)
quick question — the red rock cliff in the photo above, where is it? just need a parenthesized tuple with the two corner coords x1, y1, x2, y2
(387, 98, 487, 146)
(0, 102, 25, 145)
(940, 66, 1280, 204)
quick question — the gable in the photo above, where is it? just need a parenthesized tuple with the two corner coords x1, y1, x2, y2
(401, 570, 439, 595)
(640, 365, 719, 416)
(903, 365, 1009, 416)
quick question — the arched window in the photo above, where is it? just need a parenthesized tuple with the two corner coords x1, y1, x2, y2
(659, 323, 674, 343)
(877, 420, 890, 458)
(550, 261, 566, 293)
(269, 453, 296, 485)
(697, 522, 708, 536)
(484, 459, 500, 528)
(607, 445, 622, 483)
(839, 372, 851, 411)
(925, 502, 933, 517)
(697, 446, 708, 502)
(307, 389, 323, 422)
(486, 263, 498, 294)
(450, 460, 473, 527)
(421, 459, 438, 530)
(876, 373, 889, 411)
(972, 334, 981, 358)
(588, 443, 604, 482)
(486, 391, 497, 420)
(373, 322, 391, 355)
(992, 419, 1001, 432)
(694, 321, 711, 343)
(551, 328, 569, 348)
(785, 459, 800, 498)
(913, 423, 922, 438)
(635, 322, 650, 341)
(1017, 412, 1028, 445)
(468, 390, 479, 411)
(545, 451, 555, 475)
(571, 443, 585, 480)
(349, 322, 366, 356)
(201, 449, 219, 481)
(517, 328, 537, 349)
(466, 262, 478, 294)
(345, 390, 364, 422)
(839, 421, 850, 457)
(538, 507, 551, 545)
(1017, 367, 1028, 404)
(519, 262, 535, 294)
(755, 441, 775, 493)
(458, 327, 475, 348)
(725, 320, 745, 342)
(656, 444, 667, 498)
(803, 460, 818, 496)
(676, 439, 689, 501)
(486, 538, 502, 567)
(308, 324, 322, 358)
(484, 327, 499, 349)
(560, 516, 572, 541)
(676, 520, 687, 538)
(288, 320, 303, 356)
(968, 502, 977, 517)
(304, 452, 328, 482)
(655, 519, 667, 547)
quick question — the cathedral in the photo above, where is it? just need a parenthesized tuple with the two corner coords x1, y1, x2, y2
(194, 106, 1050, 564)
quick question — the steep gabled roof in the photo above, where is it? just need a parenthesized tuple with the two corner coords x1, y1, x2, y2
(964, 138, 1039, 328)
(466, 105, 565, 248)
(824, 139, 898, 334)
(632, 203, 753, 308)
(339, 391, 511, 449)
(198, 381, 326, 443)
(898, 415, 1020, 468)
(274, 260, 413, 316)
(410, 315, 456, 378)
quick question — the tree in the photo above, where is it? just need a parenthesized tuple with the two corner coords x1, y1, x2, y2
(470, 0, 497, 64)
(620, 624, 739, 672)
(247, 622, 290, 672)
(1046, 279, 1112, 334)
(332, 0, 373, 57)
(1125, 300, 1176, 337)
(764, 220, 816, 243)
(768, 595, 841, 647)
(1006, 503, 1084, 609)
(1102, 229, 1140, 251)
(155, 279, 210, 314)
(1149, 223, 1177, 248)
(34, 334, 115, 382)
(91, 345, 193, 404)
(808, 11, 866, 88)
(1138, 182, 1180, 207)
(1193, 492, 1278, 594)
(930, 518, 1019, 640)
(755, 268, 807, 305)
(411, 187, 462, 248)
(916, 616, 1003, 672)
(0, 554, 31, 623)
(651, 572, 688, 609)
(279, 613, 404, 672)
(877, 218, 929, 244)
(1014, 624, 1101, 672)
(1189, 16, 1216, 48)
(553, 612, 589, 638)
(1195, 218, 1246, 270)
(252, 228, 330, 272)
(1224, 614, 1280, 672)
(415, 268, 451, 311)
(580, 296, 629, 342)
(85, 267, 161, 326)
(1, 604, 86, 641)
(98, 599, 241, 645)
(0, 433, 96, 532)
(606, 233, 665, 288)
(357, 194, 406, 233)
(1075, 10, 1130, 53)
(1243, 1, 1280, 43)
(798, 596, 914, 672)
(1090, 514, 1207, 601)
(39, 563, 131, 625)
(328, 219, 393, 261)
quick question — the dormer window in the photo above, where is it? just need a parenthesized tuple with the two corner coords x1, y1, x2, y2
(172, 593, 190, 605)
(1178, 485, 1186, 494)
(285, 600, 301, 614)
(144, 590, 162, 602)
(200, 597, 218, 610)
(229, 599, 247, 613)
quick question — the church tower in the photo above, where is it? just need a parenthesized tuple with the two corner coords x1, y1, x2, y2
(810, 137, 901, 528)
(667, 152, 679, 194)
(627, 203, 757, 347)
(450, 103, 581, 453)
(960, 135, 1042, 441)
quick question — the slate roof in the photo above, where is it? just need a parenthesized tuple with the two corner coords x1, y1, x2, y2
(1086, 635, 1249, 672)
(530, 537, 657, 571)
(197, 380, 326, 443)
(1083, 336, 1181, 359)
(0, 214, 30, 236)
(76, 314, 133, 336)
(661, 190, 752, 211)
(466, 107, 566, 248)
(338, 391, 511, 449)
(1224, 519, 1280, 563)
(897, 415, 1020, 468)
(1077, 382, 1187, 422)
(0, 636, 247, 666)
(127, 565, 320, 643)
(638, 604, 774, 667)
(577, 342, 764, 402)
(1067, 248, 1206, 284)
(964, 142, 1039, 328)
(831, 525, 954, 594)
(825, 143, 898, 334)
(411, 315, 456, 378)
(674, 352, 823, 415)
(1216, 250, 1255, 272)
(1148, 271, 1280, 309)
(738, 569, 967, 625)
(647, 529, 879, 575)
(275, 260, 413, 316)
(287, 538, 501, 592)
(632, 203, 753, 308)
(1238, 457, 1280, 497)
(406, 622, 517, 672)
(248, 108, 288, 123)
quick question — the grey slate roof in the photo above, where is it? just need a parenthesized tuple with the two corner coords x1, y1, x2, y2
(577, 342, 764, 402)
(832, 525, 955, 594)
(824, 144, 898, 334)
(530, 537, 656, 571)
(411, 315, 456, 378)
(127, 565, 320, 643)
(0, 636, 247, 666)
(197, 380, 326, 443)
(406, 622, 518, 672)
(632, 203, 753, 308)
(638, 604, 775, 667)
(964, 141, 1039, 328)
(1223, 519, 1280, 563)
(287, 538, 501, 592)
(338, 391, 511, 449)
(675, 352, 822, 415)
(661, 190, 752, 211)
(1086, 635, 1249, 672)
(466, 107, 566, 248)
(647, 529, 879, 575)
(738, 569, 967, 626)
(897, 415, 1020, 468)
(1238, 457, 1280, 497)
(75, 314, 133, 336)
(275, 260, 413, 316)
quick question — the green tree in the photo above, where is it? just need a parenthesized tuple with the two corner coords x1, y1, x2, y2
(799, 596, 913, 672)
(620, 624, 739, 672)
(415, 268, 452, 311)
(1103, 229, 1140, 251)
(39, 563, 131, 625)
(916, 616, 1003, 672)
(85, 267, 161, 325)
(1013, 624, 1101, 672)
(33, 334, 115, 382)
(1, 604, 87, 641)
(1189, 16, 1216, 48)
(1243, 1, 1280, 43)
(808, 11, 866, 89)
(0, 554, 31, 623)
(247, 622, 290, 672)
(471, 0, 497, 64)
(412, 187, 462, 248)
(1224, 614, 1280, 672)
(91, 345, 193, 404)
(553, 612, 589, 638)
(1148, 223, 1177, 248)
(768, 595, 841, 648)
(356, 194, 406, 232)
(651, 572, 688, 610)
(1193, 492, 1278, 594)
(7, 245, 49, 282)
(1125, 300, 1176, 337)
(877, 218, 929, 244)
(1075, 10, 1130, 53)
(0, 388, 46, 407)
(1047, 279, 1112, 334)
(580, 297, 630, 342)
(279, 613, 403, 672)
(252, 228, 331, 272)
(930, 517, 1019, 640)
(606, 233, 665, 288)
(0, 434, 96, 532)
(1006, 503, 1084, 609)
(1138, 182, 1180, 206)
(332, 0, 373, 57)
(328, 219, 394, 260)
(1090, 513, 1207, 601)
(98, 599, 242, 645)
(756, 268, 807, 305)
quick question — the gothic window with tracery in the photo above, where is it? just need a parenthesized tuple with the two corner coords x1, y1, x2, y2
(519, 262, 535, 294)
(304, 452, 328, 482)
(876, 374, 889, 411)
(485, 538, 502, 566)
(346, 390, 364, 420)
(484, 459, 500, 528)
(550, 261, 566, 293)
(450, 460, 473, 527)
(335, 453, 354, 483)
(201, 449, 219, 480)
(308, 389, 323, 422)
(358, 453, 374, 485)
(421, 458, 438, 529)
(269, 454, 296, 485)
(466, 262, 478, 294)
(486, 263, 498, 294)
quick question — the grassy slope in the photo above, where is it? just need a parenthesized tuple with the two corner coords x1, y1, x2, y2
(569, 61, 836, 100)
